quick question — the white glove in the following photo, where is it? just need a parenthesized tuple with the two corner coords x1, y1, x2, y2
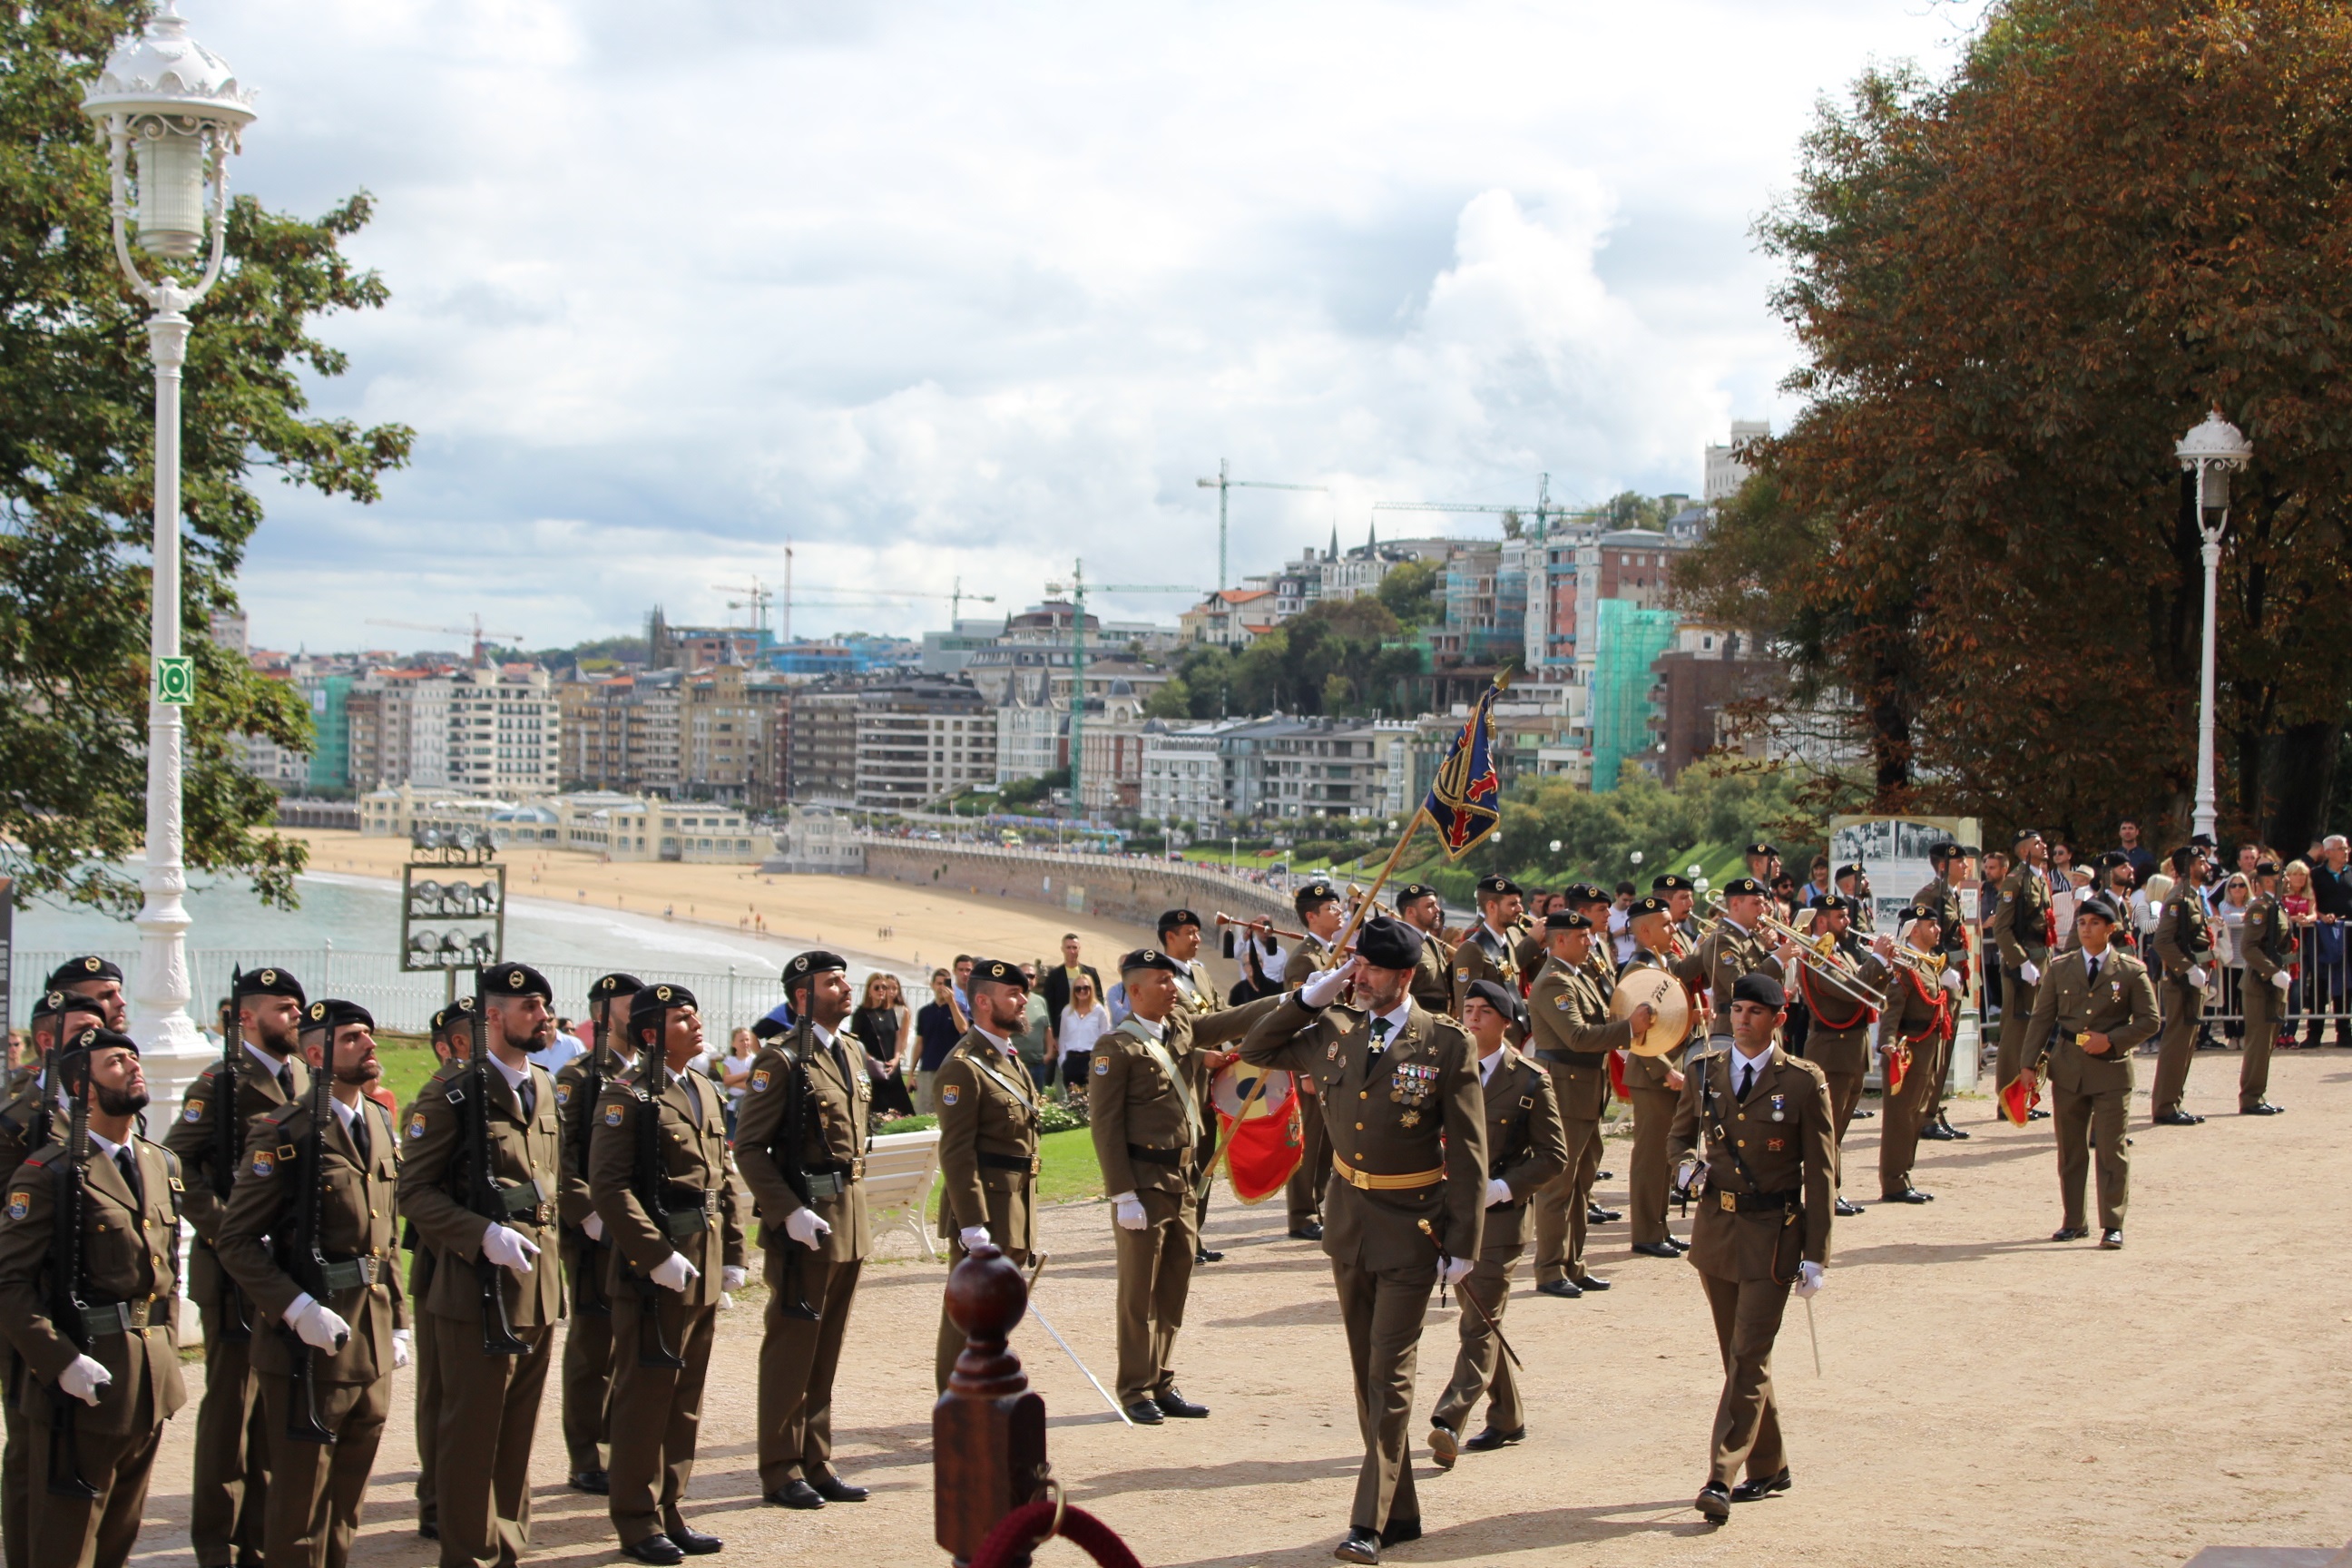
(1939, 967, 1965, 994)
(1442, 1255, 1474, 1286)
(784, 1208, 832, 1250)
(392, 1328, 413, 1369)
(1112, 1193, 1149, 1230)
(1300, 963, 1352, 1008)
(582, 1212, 605, 1242)
(651, 1251, 701, 1293)
(285, 1295, 350, 1353)
(479, 1223, 540, 1278)
(2272, 969, 2292, 992)
(2186, 965, 2209, 989)
(2017, 960, 2041, 985)
(1484, 1177, 1513, 1208)
(721, 1264, 748, 1291)
(1795, 1260, 1825, 1298)
(958, 1225, 991, 1252)
(58, 1355, 110, 1406)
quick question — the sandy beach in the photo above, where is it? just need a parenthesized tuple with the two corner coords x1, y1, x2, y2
(287, 829, 1166, 978)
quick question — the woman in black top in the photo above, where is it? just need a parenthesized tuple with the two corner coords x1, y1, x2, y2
(853, 970, 917, 1119)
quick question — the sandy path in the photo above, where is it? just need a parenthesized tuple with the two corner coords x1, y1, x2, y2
(120, 1044, 2352, 1568)
(287, 829, 1161, 977)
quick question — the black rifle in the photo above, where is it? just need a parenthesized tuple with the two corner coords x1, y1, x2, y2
(276, 1053, 341, 1445)
(212, 978, 251, 1343)
(43, 1060, 95, 1499)
(768, 1041, 820, 1322)
(626, 1033, 687, 1370)
(461, 970, 528, 1357)
(565, 1018, 610, 1318)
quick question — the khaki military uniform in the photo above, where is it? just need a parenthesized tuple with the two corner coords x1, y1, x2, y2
(1875, 966, 1952, 1198)
(1089, 999, 1277, 1406)
(1789, 944, 1886, 1198)
(2022, 946, 2161, 1231)
(1283, 936, 1345, 1231)
(402, 1057, 462, 1534)
(1432, 1047, 1565, 1439)
(1523, 956, 1632, 1288)
(0, 1133, 187, 1568)
(396, 1056, 564, 1568)
(552, 1042, 627, 1479)
(1987, 866, 2054, 1097)
(2238, 893, 2289, 1112)
(1174, 960, 1230, 1234)
(1666, 1046, 1835, 1489)
(1239, 995, 1486, 1538)
(1408, 930, 1456, 1017)
(1450, 922, 1542, 1022)
(0, 1070, 64, 1568)
(215, 1094, 406, 1568)
(1909, 876, 1970, 1122)
(1688, 921, 1785, 1043)
(588, 1066, 742, 1548)
(1621, 945, 1696, 1249)
(732, 1021, 871, 1494)
(2150, 884, 2216, 1119)
(163, 1044, 310, 1567)
(931, 1032, 1042, 1389)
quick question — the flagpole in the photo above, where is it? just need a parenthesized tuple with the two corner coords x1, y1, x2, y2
(1333, 808, 1426, 956)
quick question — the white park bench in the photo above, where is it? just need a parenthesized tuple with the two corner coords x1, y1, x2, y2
(864, 1128, 944, 1259)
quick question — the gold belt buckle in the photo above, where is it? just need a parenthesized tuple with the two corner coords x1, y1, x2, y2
(1719, 1191, 1738, 1213)
(1028, 1155, 1041, 1177)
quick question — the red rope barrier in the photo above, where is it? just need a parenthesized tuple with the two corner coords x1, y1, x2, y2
(969, 1498, 1143, 1568)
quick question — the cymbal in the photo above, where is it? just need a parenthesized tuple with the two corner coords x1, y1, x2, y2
(1610, 967, 1690, 1058)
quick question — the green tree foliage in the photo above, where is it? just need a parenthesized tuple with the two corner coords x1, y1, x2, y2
(1375, 557, 1439, 628)
(1156, 598, 1424, 720)
(1, 4, 413, 910)
(1681, 0, 2352, 850)
(1597, 491, 1668, 532)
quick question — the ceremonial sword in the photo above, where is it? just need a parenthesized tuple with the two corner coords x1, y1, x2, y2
(1025, 1257, 1134, 1426)
(1418, 1220, 1522, 1369)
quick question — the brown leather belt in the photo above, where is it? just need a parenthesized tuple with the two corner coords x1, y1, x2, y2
(1126, 1143, 1191, 1168)
(1330, 1153, 1445, 1191)
(978, 1151, 1041, 1177)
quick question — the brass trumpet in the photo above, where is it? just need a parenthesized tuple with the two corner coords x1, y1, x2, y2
(1884, 943, 1948, 982)
(1714, 897, 1890, 1009)
(1215, 911, 1307, 943)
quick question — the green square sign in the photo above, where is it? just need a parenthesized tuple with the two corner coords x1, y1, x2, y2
(155, 656, 194, 706)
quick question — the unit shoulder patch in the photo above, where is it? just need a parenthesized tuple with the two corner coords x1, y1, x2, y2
(5, 1193, 25, 1220)
(941, 1085, 961, 1106)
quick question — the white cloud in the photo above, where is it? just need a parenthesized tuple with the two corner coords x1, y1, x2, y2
(175, 0, 1984, 650)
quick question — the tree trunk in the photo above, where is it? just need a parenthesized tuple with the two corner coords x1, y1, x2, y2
(2266, 720, 2340, 858)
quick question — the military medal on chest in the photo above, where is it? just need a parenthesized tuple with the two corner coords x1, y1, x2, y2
(1390, 1061, 1437, 1126)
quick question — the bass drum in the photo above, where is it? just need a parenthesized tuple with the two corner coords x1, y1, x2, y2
(1611, 966, 1691, 1058)
(1210, 1061, 1297, 1122)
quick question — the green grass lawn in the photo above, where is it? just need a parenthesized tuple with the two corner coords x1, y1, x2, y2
(376, 1035, 439, 1110)
(1037, 1125, 1105, 1205)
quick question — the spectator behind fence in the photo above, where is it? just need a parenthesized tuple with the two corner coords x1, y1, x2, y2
(853, 971, 918, 1119)
(915, 968, 966, 1113)
(2304, 838, 2351, 1046)
(1054, 975, 1114, 1102)
(2219, 872, 2254, 1042)
(2113, 819, 2159, 890)
(2279, 860, 2316, 1049)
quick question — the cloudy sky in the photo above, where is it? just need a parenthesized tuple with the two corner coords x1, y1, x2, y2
(195, 0, 1986, 654)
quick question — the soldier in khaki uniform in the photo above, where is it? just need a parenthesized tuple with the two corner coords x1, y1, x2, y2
(931, 960, 1044, 1391)
(1451, 875, 1543, 1020)
(2150, 842, 2217, 1126)
(0, 1028, 187, 1568)
(589, 985, 743, 1563)
(1877, 909, 1965, 1204)
(397, 965, 566, 1568)
(407, 1003, 471, 1540)
(1524, 911, 1646, 1299)
(2235, 862, 2290, 1116)
(1564, 885, 1627, 1230)
(215, 1001, 408, 1568)
(165, 965, 313, 1568)
(2018, 897, 2161, 1247)
(1428, 979, 1565, 1463)
(1785, 898, 1887, 1216)
(1682, 878, 1790, 1047)
(1091, 950, 1279, 1423)
(1238, 917, 1487, 1566)
(1394, 885, 1456, 1016)
(1620, 897, 1695, 1259)
(1987, 829, 2056, 1113)
(733, 952, 873, 1511)
(554, 974, 642, 1496)
(1908, 845, 1975, 1142)
(1668, 975, 1836, 1524)
(1281, 881, 1349, 1241)
(1157, 911, 1230, 1264)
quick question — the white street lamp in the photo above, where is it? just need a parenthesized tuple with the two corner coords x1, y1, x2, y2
(2175, 408, 2252, 844)
(82, 4, 258, 1068)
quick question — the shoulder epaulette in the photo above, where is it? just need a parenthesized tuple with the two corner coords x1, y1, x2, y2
(261, 1101, 302, 1126)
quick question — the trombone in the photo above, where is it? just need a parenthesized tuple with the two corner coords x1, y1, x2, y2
(1705, 896, 1888, 1009)
(1215, 912, 1307, 944)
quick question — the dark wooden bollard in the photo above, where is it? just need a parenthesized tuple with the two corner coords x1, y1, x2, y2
(935, 1244, 1050, 1567)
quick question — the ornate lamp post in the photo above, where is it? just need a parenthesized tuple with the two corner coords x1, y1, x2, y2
(81, 3, 258, 1067)
(2174, 409, 2253, 845)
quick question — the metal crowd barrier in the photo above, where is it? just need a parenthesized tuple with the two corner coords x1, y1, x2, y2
(1975, 923, 2350, 1046)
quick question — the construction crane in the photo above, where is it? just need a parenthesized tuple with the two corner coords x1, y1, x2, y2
(1371, 472, 1584, 536)
(1197, 459, 1328, 594)
(711, 577, 775, 642)
(364, 614, 524, 666)
(1042, 560, 1196, 814)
